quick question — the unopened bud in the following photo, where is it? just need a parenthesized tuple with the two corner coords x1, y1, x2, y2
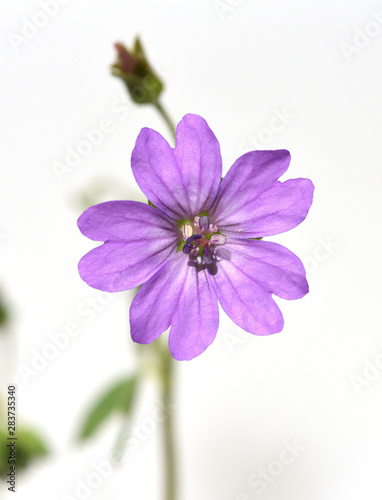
(111, 37, 163, 105)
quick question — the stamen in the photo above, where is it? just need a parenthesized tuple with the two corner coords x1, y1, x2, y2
(183, 234, 202, 255)
(199, 216, 210, 232)
(181, 224, 193, 240)
(210, 234, 226, 245)
(186, 234, 202, 245)
(202, 246, 213, 265)
(182, 215, 223, 266)
(183, 243, 194, 254)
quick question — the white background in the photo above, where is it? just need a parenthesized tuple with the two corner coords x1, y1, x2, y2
(1, 0, 382, 499)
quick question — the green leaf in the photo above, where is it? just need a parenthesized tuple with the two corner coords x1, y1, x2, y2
(0, 295, 9, 329)
(16, 428, 49, 470)
(0, 427, 49, 477)
(78, 376, 137, 441)
(0, 429, 8, 476)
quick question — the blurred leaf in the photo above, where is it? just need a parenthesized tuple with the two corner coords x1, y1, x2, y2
(0, 429, 7, 476)
(78, 376, 137, 441)
(0, 427, 48, 477)
(16, 428, 49, 469)
(0, 294, 9, 329)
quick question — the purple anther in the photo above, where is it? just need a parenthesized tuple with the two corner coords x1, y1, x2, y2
(186, 234, 202, 245)
(199, 216, 210, 232)
(202, 246, 213, 265)
(183, 243, 194, 254)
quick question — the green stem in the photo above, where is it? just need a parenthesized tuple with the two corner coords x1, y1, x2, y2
(154, 101, 176, 141)
(152, 100, 177, 500)
(161, 342, 176, 500)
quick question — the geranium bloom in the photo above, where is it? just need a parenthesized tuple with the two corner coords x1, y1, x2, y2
(78, 114, 314, 360)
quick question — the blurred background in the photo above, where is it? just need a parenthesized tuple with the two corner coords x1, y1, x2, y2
(1, 0, 382, 498)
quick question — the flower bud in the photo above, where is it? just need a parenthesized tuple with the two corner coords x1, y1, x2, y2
(111, 37, 163, 105)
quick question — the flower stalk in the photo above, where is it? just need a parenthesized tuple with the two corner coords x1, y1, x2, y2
(160, 341, 176, 500)
(154, 103, 177, 500)
(154, 100, 176, 141)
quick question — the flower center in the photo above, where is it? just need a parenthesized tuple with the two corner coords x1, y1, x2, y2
(181, 216, 225, 265)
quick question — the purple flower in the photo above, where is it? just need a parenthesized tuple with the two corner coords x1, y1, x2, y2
(78, 114, 314, 361)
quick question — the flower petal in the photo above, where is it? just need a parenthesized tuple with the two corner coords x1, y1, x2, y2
(174, 115, 222, 216)
(209, 149, 291, 225)
(222, 238, 309, 300)
(218, 178, 314, 238)
(129, 252, 186, 344)
(210, 237, 309, 335)
(211, 268, 283, 335)
(77, 200, 179, 241)
(130, 251, 219, 360)
(169, 259, 219, 360)
(77, 201, 179, 292)
(131, 114, 222, 219)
